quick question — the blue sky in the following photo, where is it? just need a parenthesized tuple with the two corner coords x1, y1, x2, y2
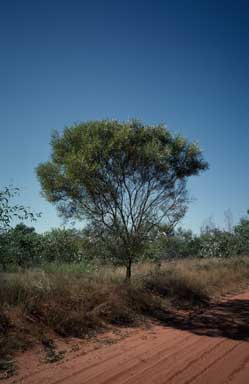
(1, 0, 248, 233)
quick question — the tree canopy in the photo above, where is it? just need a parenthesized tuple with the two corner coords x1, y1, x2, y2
(37, 120, 208, 278)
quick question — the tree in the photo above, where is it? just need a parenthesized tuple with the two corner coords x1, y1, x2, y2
(8, 224, 42, 267)
(0, 232, 11, 271)
(0, 186, 40, 271)
(164, 228, 201, 259)
(37, 120, 208, 279)
(41, 228, 84, 263)
(199, 228, 236, 258)
(145, 227, 201, 262)
(234, 212, 249, 255)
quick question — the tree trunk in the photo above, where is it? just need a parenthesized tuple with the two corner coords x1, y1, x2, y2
(125, 259, 132, 281)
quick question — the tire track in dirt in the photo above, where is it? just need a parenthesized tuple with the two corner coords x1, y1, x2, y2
(116, 338, 233, 384)
(52, 332, 195, 384)
(224, 352, 249, 383)
(85, 335, 205, 384)
(187, 341, 249, 384)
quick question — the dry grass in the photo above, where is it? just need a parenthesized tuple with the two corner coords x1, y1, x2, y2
(1, 256, 249, 377)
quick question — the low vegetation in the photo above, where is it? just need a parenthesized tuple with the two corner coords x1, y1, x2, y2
(1, 256, 249, 378)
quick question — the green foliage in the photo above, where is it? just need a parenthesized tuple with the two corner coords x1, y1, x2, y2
(144, 227, 200, 261)
(8, 224, 43, 267)
(41, 260, 94, 274)
(0, 232, 11, 271)
(0, 187, 40, 271)
(199, 228, 237, 258)
(41, 228, 85, 263)
(0, 225, 90, 271)
(37, 119, 208, 278)
(234, 215, 249, 255)
(0, 186, 39, 233)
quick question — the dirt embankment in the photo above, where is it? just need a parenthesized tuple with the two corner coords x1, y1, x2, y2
(4, 291, 249, 384)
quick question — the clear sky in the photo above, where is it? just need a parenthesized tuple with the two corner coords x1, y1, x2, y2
(1, 0, 249, 233)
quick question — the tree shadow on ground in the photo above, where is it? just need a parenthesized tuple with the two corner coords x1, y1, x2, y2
(163, 299, 249, 341)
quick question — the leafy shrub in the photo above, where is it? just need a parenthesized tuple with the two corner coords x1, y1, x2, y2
(199, 229, 237, 258)
(41, 228, 85, 264)
(143, 270, 209, 307)
(234, 216, 249, 255)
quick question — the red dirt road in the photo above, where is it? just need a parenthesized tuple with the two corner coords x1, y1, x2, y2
(5, 291, 249, 384)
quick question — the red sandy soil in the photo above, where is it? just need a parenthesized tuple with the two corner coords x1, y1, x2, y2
(4, 291, 249, 384)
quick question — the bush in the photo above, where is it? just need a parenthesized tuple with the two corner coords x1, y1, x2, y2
(199, 229, 237, 258)
(143, 269, 209, 307)
(144, 228, 201, 261)
(234, 216, 249, 255)
(41, 228, 85, 264)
